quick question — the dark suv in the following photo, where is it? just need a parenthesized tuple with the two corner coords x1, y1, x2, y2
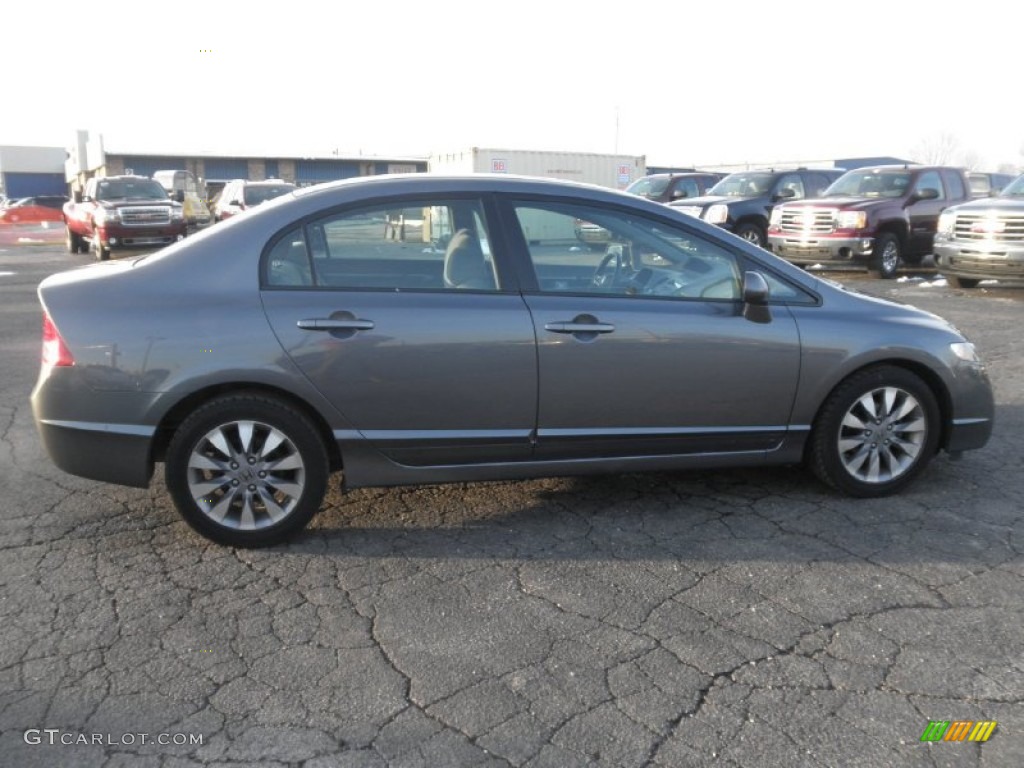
(213, 179, 297, 221)
(669, 168, 843, 247)
(767, 165, 972, 278)
(624, 172, 723, 204)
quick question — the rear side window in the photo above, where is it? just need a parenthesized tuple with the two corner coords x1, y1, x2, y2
(266, 199, 499, 292)
(943, 170, 965, 200)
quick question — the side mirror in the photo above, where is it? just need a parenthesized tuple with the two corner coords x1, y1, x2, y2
(773, 188, 797, 202)
(912, 188, 939, 201)
(742, 271, 772, 323)
(73, 190, 83, 204)
(172, 190, 186, 203)
(671, 189, 689, 200)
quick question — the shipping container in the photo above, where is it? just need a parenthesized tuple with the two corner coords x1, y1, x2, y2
(429, 148, 646, 190)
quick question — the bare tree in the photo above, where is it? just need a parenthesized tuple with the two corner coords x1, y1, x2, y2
(958, 149, 983, 171)
(912, 132, 961, 165)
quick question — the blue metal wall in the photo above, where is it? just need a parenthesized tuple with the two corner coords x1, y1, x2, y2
(265, 160, 279, 179)
(294, 160, 361, 184)
(121, 156, 186, 177)
(2, 172, 67, 197)
(203, 158, 249, 181)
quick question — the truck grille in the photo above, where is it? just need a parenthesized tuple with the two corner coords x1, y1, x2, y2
(119, 206, 171, 226)
(778, 208, 835, 234)
(953, 212, 1024, 242)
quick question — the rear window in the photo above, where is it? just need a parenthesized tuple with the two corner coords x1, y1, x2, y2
(244, 184, 296, 206)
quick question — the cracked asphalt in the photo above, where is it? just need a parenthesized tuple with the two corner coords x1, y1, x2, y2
(1, 244, 1022, 767)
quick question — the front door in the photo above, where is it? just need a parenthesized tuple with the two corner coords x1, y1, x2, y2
(501, 198, 803, 460)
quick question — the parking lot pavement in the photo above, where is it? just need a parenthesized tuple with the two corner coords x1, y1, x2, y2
(1, 244, 1022, 767)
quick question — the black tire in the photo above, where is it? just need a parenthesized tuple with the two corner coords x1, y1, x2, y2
(809, 365, 940, 497)
(165, 394, 329, 547)
(65, 226, 85, 254)
(868, 232, 901, 279)
(948, 275, 980, 289)
(92, 231, 110, 261)
(734, 222, 766, 248)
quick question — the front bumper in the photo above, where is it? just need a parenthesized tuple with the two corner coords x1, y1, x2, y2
(768, 234, 874, 265)
(935, 240, 1024, 283)
(97, 223, 186, 250)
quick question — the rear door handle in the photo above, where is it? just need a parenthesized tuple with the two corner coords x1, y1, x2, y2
(544, 321, 615, 334)
(297, 318, 375, 331)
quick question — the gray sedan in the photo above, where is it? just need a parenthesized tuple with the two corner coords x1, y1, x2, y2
(31, 175, 994, 546)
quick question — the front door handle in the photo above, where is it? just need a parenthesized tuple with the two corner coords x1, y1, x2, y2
(544, 321, 615, 334)
(297, 318, 375, 331)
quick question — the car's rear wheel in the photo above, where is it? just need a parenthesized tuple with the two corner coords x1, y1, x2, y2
(869, 233, 901, 279)
(948, 275, 980, 289)
(809, 365, 940, 497)
(165, 394, 329, 547)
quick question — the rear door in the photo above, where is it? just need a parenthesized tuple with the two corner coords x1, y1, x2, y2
(498, 196, 803, 460)
(260, 195, 537, 466)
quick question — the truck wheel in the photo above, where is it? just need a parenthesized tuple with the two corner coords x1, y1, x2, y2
(869, 233, 900, 279)
(93, 232, 110, 261)
(735, 222, 766, 248)
(66, 227, 85, 254)
(808, 365, 940, 497)
(948, 275, 979, 289)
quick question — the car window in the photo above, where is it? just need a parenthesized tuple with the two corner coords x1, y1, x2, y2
(267, 199, 499, 291)
(806, 173, 832, 197)
(912, 171, 944, 200)
(943, 170, 965, 200)
(512, 201, 741, 301)
(672, 178, 701, 199)
(777, 174, 805, 199)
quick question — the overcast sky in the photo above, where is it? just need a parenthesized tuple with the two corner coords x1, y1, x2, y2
(4, 0, 1021, 169)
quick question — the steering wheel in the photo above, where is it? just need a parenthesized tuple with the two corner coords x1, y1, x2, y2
(592, 249, 624, 289)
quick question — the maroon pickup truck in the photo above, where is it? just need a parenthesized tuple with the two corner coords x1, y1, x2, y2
(767, 165, 972, 278)
(64, 175, 187, 260)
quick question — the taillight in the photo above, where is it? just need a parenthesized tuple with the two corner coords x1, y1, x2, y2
(41, 312, 74, 371)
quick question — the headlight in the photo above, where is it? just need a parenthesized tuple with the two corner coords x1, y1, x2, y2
(937, 211, 956, 237)
(950, 341, 980, 362)
(835, 211, 867, 230)
(704, 204, 729, 225)
(95, 207, 120, 224)
(170, 207, 185, 221)
(769, 207, 783, 226)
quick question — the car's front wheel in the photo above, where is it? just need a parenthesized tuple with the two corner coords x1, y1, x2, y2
(92, 231, 110, 261)
(948, 275, 980, 289)
(869, 233, 901, 279)
(165, 394, 329, 547)
(735, 222, 766, 248)
(809, 365, 940, 497)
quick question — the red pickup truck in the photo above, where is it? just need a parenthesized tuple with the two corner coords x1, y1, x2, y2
(64, 175, 187, 260)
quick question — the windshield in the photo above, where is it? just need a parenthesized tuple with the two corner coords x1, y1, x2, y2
(625, 176, 670, 198)
(707, 173, 774, 197)
(95, 179, 169, 201)
(1000, 175, 1024, 197)
(244, 184, 296, 206)
(826, 170, 912, 198)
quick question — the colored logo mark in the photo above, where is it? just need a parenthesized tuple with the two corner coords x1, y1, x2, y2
(920, 720, 997, 742)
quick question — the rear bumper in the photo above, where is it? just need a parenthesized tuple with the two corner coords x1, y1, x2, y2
(34, 418, 154, 488)
(768, 234, 874, 264)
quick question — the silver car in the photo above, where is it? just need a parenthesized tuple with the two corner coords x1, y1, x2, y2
(32, 175, 994, 547)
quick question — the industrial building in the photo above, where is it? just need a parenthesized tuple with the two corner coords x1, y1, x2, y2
(64, 131, 428, 199)
(0, 145, 67, 199)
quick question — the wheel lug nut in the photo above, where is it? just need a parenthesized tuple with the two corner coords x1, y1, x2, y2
(230, 462, 238, 469)
(231, 479, 239, 486)
(258, 471, 266, 478)
(248, 457, 256, 465)
(248, 484, 256, 491)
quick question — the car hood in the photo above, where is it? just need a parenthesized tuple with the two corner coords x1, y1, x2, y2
(947, 196, 1024, 214)
(669, 194, 755, 209)
(782, 196, 892, 211)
